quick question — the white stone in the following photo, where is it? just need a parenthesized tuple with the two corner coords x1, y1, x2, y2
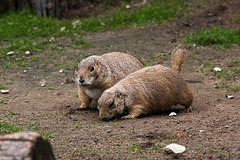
(169, 112, 177, 116)
(49, 37, 55, 42)
(226, 94, 234, 99)
(1, 90, 9, 94)
(126, 5, 131, 9)
(164, 143, 186, 154)
(23, 70, 27, 73)
(60, 27, 66, 32)
(199, 130, 205, 133)
(40, 79, 46, 87)
(214, 67, 222, 72)
(7, 51, 14, 55)
(59, 69, 63, 73)
(25, 51, 30, 55)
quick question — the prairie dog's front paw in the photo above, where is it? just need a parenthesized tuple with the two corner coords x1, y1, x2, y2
(121, 115, 136, 119)
(76, 104, 89, 110)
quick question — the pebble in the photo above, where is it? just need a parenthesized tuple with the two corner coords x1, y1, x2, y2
(49, 37, 55, 42)
(23, 70, 27, 73)
(60, 27, 66, 32)
(214, 67, 222, 72)
(199, 130, 205, 133)
(59, 69, 63, 73)
(164, 143, 186, 154)
(1, 90, 9, 94)
(225, 94, 234, 99)
(25, 51, 30, 55)
(7, 51, 14, 55)
(106, 130, 112, 133)
(40, 79, 46, 87)
(169, 112, 177, 116)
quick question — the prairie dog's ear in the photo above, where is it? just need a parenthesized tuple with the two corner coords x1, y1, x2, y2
(95, 60, 102, 66)
(116, 92, 121, 98)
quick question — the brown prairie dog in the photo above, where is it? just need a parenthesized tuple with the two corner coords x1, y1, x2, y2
(73, 52, 143, 110)
(98, 45, 193, 120)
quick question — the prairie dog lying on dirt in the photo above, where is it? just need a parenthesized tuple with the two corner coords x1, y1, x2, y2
(73, 52, 143, 110)
(98, 45, 193, 120)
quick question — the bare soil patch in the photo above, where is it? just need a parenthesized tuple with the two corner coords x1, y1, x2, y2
(1, 0, 240, 159)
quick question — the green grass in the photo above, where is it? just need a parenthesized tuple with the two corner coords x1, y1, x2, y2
(182, 27, 240, 47)
(0, 0, 188, 67)
(0, 122, 23, 135)
(68, 37, 92, 49)
(192, 58, 240, 91)
(0, 0, 187, 40)
(0, 38, 48, 67)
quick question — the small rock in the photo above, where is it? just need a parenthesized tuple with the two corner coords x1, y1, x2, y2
(169, 112, 177, 117)
(7, 51, 14, 55)
(214, 67, 222, 72)
(106, 130, 112, 133)
(199, 130, 205, 133)
(225, 125, 229, 128)
(126, 5, 131, 9)
(49, 37, 55, 42)
(41, 84, 45, 87)
(60, 27, 66, 32)
(61, 83, 64, 85)
(164, 143, 186, 154)
(23, 70, 27, 73)
(225, 94, 234, 99)
(40, 79, 46, 85)
(25, 51, 30, 55)
(59, 69, 63, 73)
(1, 90, 9, 94)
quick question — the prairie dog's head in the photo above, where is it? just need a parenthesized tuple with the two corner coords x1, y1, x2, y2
(73, 57, 102, 87)
(98, 89, 126, 120)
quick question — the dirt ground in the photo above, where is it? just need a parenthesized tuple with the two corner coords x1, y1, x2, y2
(1, 0, 240, 159)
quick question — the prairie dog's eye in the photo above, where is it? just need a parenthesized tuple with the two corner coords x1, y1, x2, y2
(109, 101, 115, 108)
(90, 67, 94, 72)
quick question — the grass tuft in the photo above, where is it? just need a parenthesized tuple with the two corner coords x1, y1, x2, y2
(0, 122, 23, 135)
(182, 27, 240, 47)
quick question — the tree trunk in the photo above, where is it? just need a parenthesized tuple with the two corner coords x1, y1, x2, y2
(0, 132, 55, 160)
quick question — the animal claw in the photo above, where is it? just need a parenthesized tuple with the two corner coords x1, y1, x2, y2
(121, 115, 136, 119)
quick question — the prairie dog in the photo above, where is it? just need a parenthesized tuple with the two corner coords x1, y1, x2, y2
(73, 52, 143, 110)
(98, 46, 193, 120)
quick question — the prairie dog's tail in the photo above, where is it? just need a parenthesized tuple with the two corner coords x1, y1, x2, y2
(171, 45, 186, 72)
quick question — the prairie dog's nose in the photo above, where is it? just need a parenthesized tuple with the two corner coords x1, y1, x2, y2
(100, 113, 108, 120)
(79, 79, 85, 83)
(79, 76, 84, 83)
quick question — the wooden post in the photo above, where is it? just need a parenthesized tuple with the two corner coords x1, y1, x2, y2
(30, 0, 60, 18)
(0, 132, 55, 160)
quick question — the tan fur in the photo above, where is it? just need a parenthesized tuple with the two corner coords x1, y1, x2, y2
(171, 45, 186, 72)
(98, 46, 193, 120)
(73, 52, 143, 110)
